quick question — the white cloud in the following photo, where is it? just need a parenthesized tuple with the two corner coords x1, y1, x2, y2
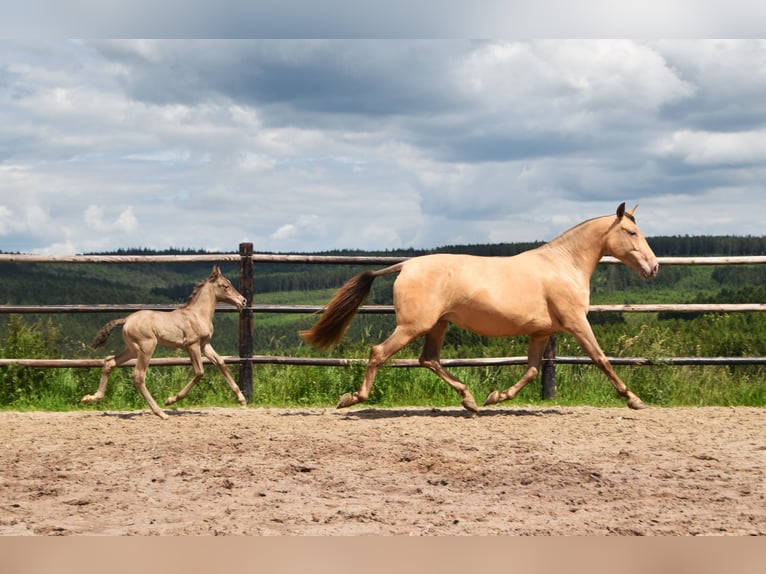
(271, 214, 324, 242)
(653, 129, 766, 166)
(1, 39, 766, 255)
(84, 205, 138, 233)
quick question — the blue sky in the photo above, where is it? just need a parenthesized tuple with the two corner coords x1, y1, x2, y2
(2, 38, 766, 254)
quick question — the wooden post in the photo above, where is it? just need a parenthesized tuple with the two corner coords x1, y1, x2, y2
(541, 335, 557, 400)
(238, 242, 254, 401)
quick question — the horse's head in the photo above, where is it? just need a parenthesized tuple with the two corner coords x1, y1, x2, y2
(209, 265, 247, 310)
(605, 203, 659, 280)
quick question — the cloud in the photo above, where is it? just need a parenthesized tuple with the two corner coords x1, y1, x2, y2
(654, 129, 766, 167)
(1, 39, 766, 255)
(84, 205, 138, 233)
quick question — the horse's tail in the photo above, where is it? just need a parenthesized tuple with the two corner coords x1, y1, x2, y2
(92, 317, 128, 349)
(300, 262, 404, 350)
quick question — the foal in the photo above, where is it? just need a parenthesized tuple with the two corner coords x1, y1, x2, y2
(82, 266, 247, 419)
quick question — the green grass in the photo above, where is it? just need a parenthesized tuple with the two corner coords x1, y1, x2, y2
(1, 354, 765, 414)
(2, 282, 766, 412)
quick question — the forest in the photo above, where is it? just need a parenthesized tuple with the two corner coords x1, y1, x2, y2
(1, 235, 765, 409)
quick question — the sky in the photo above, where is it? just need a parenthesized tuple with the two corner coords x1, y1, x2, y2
(2, 37, 766, 254)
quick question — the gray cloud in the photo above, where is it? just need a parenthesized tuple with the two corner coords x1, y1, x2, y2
(1, 39, 766, 254)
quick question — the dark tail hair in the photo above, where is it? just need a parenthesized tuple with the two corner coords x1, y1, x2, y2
(92, 317, 128, 349)
(300, 263, 404, 350)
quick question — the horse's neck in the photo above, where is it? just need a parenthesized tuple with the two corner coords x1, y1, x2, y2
(186, 284, 218, 322)
(545, 216, 610, 280)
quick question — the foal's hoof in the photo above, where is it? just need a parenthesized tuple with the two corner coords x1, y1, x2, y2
(461, 397, 479, 414)
(628, 398, 647, 410)
(164, 396, 178, 406)
(337, 392, 359, 409)
(483, 390, 502, 406)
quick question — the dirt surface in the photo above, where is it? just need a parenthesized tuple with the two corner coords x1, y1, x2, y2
(1, 405, 764, 535)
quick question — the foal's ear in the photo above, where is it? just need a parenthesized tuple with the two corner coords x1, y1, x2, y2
(616, 202, 626, 219)
(211, 265, 221, 278)
(628, 204, 638, 216)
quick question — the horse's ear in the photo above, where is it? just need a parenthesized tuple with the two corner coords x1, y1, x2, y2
(628, 204, 638, 216)
(616, 202, 626, 219)
(211, 265, 221, 278)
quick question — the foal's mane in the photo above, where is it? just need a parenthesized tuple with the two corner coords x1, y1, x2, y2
(181, 275, 215, 308)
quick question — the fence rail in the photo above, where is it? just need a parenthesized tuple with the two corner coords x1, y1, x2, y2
(1, 245, 765, 401)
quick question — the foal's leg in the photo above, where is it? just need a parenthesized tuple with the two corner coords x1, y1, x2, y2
(483, 334, 549, 406)
(132, 352, 170, 419)
(203, 343, 247, 406)
(418, 320, 478, 413)
(567, 318, 646, 410)
(81, 347, 136, 405)
(164, 344, 205, 407)
(337, 325, 419, 409)
(166, 343, 247, 406)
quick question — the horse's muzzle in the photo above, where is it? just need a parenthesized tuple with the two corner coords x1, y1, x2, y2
(641, 261, 659, 279)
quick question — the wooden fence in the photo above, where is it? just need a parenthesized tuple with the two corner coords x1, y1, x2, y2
(2, 243, 766, 401)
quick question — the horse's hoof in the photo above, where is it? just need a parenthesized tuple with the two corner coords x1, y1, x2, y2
(461, 397, 479, 414)
(483, 390, 502, 406)
(628, 398, 647, 410)
(80, 395, 94, 404)
(164, 397, 177, 406)
(336, 393, 358, 409)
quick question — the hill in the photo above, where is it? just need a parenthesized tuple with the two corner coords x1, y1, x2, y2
(1, 236, 765, 356)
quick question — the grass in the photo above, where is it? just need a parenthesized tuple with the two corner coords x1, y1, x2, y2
(3, 356, 762, 415)
(2, 292, 766, 412)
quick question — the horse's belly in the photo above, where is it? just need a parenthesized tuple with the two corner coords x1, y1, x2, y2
(446, 306, 553, 338)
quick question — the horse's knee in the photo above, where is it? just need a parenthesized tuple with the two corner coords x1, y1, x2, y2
(418, 357, 438, 372)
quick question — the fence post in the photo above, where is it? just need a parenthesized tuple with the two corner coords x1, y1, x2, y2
(541, 335, 556, 400)
(238, 242, 254, 401)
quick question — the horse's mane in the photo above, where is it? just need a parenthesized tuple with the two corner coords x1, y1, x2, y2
(181, 275, 214, 308)
(545, 209, 634, 250)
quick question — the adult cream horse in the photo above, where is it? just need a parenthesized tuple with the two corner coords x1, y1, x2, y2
(82, 266, 247, 419)
(301, 203, 659, 413)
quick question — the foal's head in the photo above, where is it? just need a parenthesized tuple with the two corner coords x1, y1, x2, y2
(206, 265, 247, 310)
(604, 203, 659, 279)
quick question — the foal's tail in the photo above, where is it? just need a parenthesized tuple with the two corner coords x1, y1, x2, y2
(92, 317, 128, 349)
(300, 262, 404, 350)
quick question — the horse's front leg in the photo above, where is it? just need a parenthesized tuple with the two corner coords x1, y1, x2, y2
(484, 334, 548, 406)
(202, 343, 247, 406)
(567, 319, 646, 410)
(164, 345, 204, 407)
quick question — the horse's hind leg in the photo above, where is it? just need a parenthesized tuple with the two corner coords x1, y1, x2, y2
(81, 348, 136, 405)
(418, 320, 478, 414)
(484, 334, 549, 406)
(132, 352, 169, 419)
(337, 325, 418, 409)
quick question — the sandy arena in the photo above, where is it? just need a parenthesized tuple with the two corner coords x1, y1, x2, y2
(1, 405, 764, 535)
